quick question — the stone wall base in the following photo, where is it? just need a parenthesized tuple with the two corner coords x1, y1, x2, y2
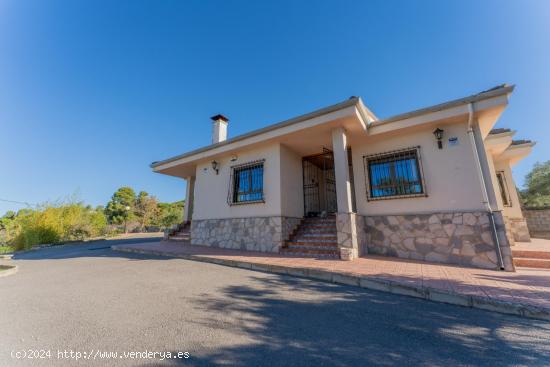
(335, 213, 359, 261)
(191, 216, 301, 253)
(506, 217, 531, 242)
(523, 208, 550, 240)
(361, 211, 514, 271)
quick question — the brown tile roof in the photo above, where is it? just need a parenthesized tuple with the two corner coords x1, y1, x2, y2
(511, 139, 532, 146)
(489, 128, 512, 135)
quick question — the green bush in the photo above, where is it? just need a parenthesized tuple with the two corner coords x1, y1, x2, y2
(8, 203, 108, 251)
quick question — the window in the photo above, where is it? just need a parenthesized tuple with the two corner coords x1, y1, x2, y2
(230, 161, 264, 204)
(496, 171, 511, 207)
(364, 147, 426, 200)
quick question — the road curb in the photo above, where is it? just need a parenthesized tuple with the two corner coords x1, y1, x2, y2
(112, 245, 550, 321)
(0, 265, 18, 278)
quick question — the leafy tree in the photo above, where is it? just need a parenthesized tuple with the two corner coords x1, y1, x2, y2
(521, 161, 550, 207)
(105, 186, 136, 225)
(0, 211, 16, 230)
(156, 200, 184, 228)
(135, 191, 159, 230)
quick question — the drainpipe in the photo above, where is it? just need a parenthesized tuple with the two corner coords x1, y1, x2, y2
(466, 103, 505, 270)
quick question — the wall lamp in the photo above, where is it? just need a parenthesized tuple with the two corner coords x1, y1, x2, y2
(433, 128, 444, 149)
(211, 160, 219, 175)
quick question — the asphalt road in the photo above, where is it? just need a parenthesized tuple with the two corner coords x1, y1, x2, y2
(1, 238, 549, 367)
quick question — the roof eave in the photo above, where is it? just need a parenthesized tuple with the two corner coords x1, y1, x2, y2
(151, 97, 362, 169)
(371, 85, 515, 127)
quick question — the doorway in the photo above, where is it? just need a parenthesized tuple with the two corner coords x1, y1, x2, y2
(302, 149, 337, 217)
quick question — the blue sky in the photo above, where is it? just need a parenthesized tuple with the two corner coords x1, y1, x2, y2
(1, 0, 549, 214)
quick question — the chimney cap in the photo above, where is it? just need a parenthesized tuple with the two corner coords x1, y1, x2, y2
(210, 114, 229, 123)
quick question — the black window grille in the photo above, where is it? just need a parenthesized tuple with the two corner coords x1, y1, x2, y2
(363, 147, 426, 200)
(230, 161, 264, 204)
(496, 171, 511, 207)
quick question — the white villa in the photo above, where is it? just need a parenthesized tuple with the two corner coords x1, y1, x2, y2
(152, 85, 534, 271)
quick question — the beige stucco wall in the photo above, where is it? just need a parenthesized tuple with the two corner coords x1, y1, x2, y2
(192, 143, 282, 220)
(192, 142, 305, 220)
(350, 121, 486, 216)
(492, 159, 523, 219)
(192, 120, 506, 220)
(279, 144, 304, 218)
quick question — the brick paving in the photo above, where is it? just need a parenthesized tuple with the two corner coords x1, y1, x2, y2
(113, 240, 550, 316)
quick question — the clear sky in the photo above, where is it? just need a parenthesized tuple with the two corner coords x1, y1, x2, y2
(1, 0, 549, 214)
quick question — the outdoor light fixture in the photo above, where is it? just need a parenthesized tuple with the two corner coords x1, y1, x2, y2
(211, 160, 219, 174)
(433, 128, 444, 149)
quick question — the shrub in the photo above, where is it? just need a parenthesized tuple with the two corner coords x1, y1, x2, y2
(10, 203, 108, 251)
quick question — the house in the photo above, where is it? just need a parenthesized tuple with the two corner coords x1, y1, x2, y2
(151, 85, 534, 271)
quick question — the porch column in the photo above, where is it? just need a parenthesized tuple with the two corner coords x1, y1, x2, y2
(331, 127, 359, 260)
(183, 176, 195, 223)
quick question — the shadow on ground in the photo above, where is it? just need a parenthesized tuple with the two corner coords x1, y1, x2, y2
(7, 240, 550, 366)
(10, 237, 164, 261)
(159, 274, 550, 367)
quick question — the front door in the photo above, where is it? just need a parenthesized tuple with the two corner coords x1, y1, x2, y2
(302, 149, 337, 217)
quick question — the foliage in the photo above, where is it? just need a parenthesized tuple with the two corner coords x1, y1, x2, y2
(521, 161, 550, 208)
(103, 187, 182, 230)
(0, 203, 108, 251)
(0, 245, 15, 254)
(0, 186, 184, 250)
(156, 200, 184, 228)
(105, 186, 136, 225)
(135, 191, 159, 230)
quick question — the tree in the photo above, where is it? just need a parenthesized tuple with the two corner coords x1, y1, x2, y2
(156, 200, 184, 228)
(521, 161, 550, 207)
(135, 191, 159, 230)
(0, 211, 16, 230)
(104, 187, 136, 225)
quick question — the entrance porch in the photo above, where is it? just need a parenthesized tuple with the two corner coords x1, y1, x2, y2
(172, 127, 363, 260)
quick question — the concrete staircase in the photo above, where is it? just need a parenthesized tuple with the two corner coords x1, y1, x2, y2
(512, 249, 550, 269)
(168, 222, 191, 242)
(280, 216, 339, 258)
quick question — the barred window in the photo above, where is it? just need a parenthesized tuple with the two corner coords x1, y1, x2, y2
(230, 161, 264, 204)
(364, 147, 426, 200)
(496, 171, 511, 207)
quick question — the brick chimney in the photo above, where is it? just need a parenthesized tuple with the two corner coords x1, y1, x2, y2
(211, 114, 229, 144)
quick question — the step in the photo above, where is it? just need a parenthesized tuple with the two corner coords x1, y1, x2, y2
(285, 241, 338, 248)
(295, 233, 337, 237)
(285, 245, 339, 252)
(288, 237, 337, 244)
(297, 227, 336, 232)
(280, 247, 339, 256)
(303, 219, 336, 224)
(300, 223, 336, 228)
(513, 258, 550, 269)
(294, 235, 337, 241)
(512, 250, 550, 260)
(287, 238, 337, 244)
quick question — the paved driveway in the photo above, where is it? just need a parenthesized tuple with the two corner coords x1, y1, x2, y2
(1, 239, 549, 366)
